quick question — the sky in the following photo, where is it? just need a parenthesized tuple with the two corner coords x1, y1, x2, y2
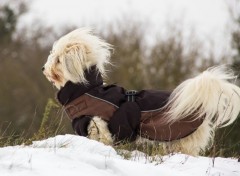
(18, 0, 235, 58)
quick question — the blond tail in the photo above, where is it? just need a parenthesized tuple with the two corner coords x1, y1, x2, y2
(164, 66, 240, 128)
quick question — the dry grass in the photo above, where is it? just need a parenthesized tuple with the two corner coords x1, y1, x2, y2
(0, 98, 66, 147)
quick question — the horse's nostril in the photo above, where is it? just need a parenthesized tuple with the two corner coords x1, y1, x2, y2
(42, 66, 45, 71)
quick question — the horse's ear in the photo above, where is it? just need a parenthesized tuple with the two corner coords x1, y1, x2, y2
(62, 43, 90, 84)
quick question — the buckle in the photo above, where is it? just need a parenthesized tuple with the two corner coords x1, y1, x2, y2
(125, 90, 137, 102)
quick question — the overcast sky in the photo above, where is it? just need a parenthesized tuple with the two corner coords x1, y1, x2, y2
(19, 0, 235, 58)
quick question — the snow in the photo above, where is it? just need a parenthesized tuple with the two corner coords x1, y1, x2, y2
(0, 135, 239, 176)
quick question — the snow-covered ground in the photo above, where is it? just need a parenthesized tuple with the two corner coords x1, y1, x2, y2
(0, 135, 239, 176)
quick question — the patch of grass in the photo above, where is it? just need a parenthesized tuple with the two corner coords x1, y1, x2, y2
(0, 98, 66, 147)
(114, 140, 165, 163)
(26, 98, 61, 144)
